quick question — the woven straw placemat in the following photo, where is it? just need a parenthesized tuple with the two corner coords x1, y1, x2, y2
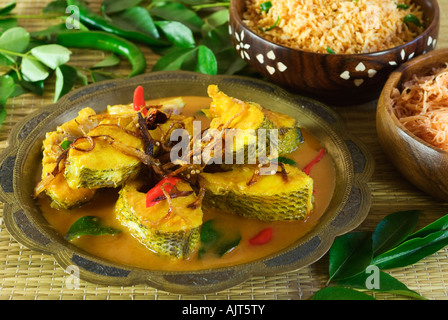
(1, 0, 448, 300)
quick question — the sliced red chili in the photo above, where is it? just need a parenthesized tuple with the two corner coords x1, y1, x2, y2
(302, 148, 325, 175)
(133, 85, 147, 116)
(146, 177, 181, 207)
(249, 228, 273, 246)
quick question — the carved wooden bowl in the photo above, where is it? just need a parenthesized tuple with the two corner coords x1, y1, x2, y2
(229, 0, 440, 105)
(377, 49, 448, 201)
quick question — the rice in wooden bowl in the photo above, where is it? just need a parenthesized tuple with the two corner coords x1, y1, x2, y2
(229, 0, 440, 104)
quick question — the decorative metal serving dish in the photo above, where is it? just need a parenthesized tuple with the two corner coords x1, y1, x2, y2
(0, 71, 373, 294)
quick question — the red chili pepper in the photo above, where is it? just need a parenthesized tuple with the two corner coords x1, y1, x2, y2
(146, 177, 181, 207)
(133, 85, 147, 116)
(249, 228, 273, 246)
(302, 148, 325, 175)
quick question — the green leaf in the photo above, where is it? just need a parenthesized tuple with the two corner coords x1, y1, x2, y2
(60, 139, 72, 150)
(372, 210, 420, 256)
(405, 213, 448, 242)
(260, 1, 272, 13)
(91, 53, 121, 69)
(0, 27, 30, 63)
(198, 219, 241, 258)
(328, 231, 373, 281)
(326, 46, 335, 54)
(311, 286, 375, 300)
(336, 270, 425, 300)
(21, 57, 49, 82)
(203, 9, 229, 30)
(404, 14, 423, 28)
(150, 2, 204, 33)
(155, 20, 195, 49)
(200, 23, 233, 53)
(65, 216, 121, 241)
(54, 64, 78, 102)
(195, 45, 217, 75)
(6, 70, 44, 96)
(0, 107, 6, 125)
(76, 69, 88, 86)
(0, 18, 17, 34)
(397, 3, 410, 9)
(109, 6, 160, 39)
(152, 47, 196, 71)
(101, 0, 143, 14)
(372, 229, 448, 270)
(90, 70, 114, 83)
(0, 0, 16, 16)
(275, 156, 296, 165)
(30, 44, 72, 69)
(0, 74, 15, 107)
(42, 0, 67, 14)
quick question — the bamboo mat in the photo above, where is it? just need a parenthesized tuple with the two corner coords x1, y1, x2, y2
(1, 0, 448, 300)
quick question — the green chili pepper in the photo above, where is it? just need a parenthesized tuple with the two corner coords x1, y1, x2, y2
(60, 139, 72, 150)
(258, 16, 280, 31)
(397, 3, 410, 9)
(66, 0, 168, 47)
(54, 31, 146, 77)
(260, 1, 272, 13)
(326, 46, 336, 54)
(404, 14, 423, 28)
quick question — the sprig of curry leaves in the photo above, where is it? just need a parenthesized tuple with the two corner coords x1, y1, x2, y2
(312, 210, 448, 300)
(0, 0, 248, 126)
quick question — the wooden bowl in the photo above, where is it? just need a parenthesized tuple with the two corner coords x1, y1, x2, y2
(376, 48, 448, 201)
(229, 0, 439, 105)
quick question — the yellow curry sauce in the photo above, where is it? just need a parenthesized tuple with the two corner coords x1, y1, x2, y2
(38, 96, 336, 271)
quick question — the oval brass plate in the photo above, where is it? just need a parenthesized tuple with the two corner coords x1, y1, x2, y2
(0, 71, 374, 294)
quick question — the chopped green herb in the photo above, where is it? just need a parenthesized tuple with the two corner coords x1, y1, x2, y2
(65, 216, 121, 241)
(198, 219, 241, 258)
(60, 139, 72, 150)
(275, 156, 296, 166)
(260, 1, 272, 14)
(326, 46, 336, 54)
(258, 16, 280, 32)
(404, 14, 423, 28)
(397, 3, 410, 9)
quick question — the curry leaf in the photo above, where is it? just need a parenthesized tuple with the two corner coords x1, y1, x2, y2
(150, 2, 204, 33)
(0, 0, 16, 16)
(30, 44, 72, 69)
(198, 219, 241, 258)
(0, 74, 15, 107)
(42, 0, 67, 14)
(335, 270, 425, 300)
(372, 210, 420, 256)
(54, 64, 78, 102)
(372, 229, 448, 270)
(0, 18, 17, 34)
(21, 57, 49, 82)
(0, 27, 29, 63)
(65, 216, 121, 241)
(155, 20, 195, 49)
(109, 6, 160, 39)
(101, 0, 143, 14)
(404, 212, 448, 242)
(195, 45, 217, 75)
(328, 231, 373, 281)
(152, 47, 196, 71)
(311, 286, 375, 300)
(91, 53, 121, 69)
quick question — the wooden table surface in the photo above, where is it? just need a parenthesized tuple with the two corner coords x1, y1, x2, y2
(0, 0, 448, 300)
